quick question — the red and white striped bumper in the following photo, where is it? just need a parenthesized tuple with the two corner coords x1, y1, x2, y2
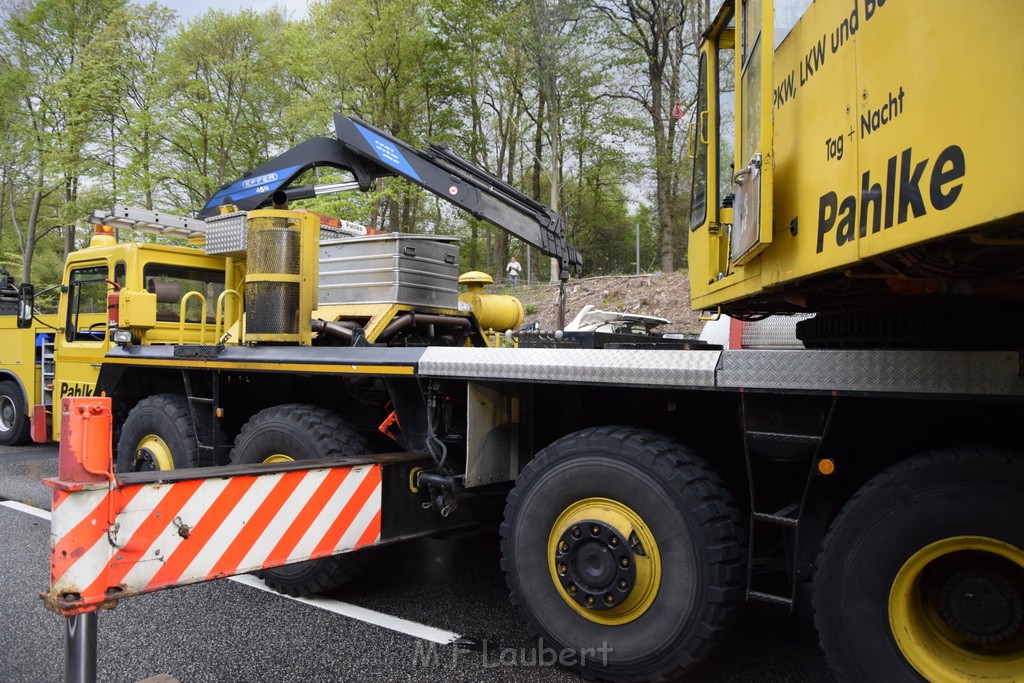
(46, 463, 382, 612)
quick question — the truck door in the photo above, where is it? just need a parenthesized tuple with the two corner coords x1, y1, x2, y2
(53, 261, 124, 437)
(731, 0, 774, 264)
(688, 0, 775, 308)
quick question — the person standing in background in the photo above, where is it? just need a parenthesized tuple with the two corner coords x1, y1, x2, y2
(505, 255, 522, 286)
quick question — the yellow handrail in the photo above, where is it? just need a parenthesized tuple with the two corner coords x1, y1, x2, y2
(215, 289, 243, 342)
(178, 291, 208, 344)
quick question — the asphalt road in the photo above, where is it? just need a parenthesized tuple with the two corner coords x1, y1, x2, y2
(0, 443, 835, 683)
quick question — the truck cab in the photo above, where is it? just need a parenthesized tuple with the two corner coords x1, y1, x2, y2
(3, 225, 231, 444)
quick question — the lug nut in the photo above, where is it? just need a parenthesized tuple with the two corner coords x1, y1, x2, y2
(558, 563, 567, 575)
(571, 526, 582, 539)
(620, 557, 630, 568)
(558, 541, 568, 553)
(568, 584, 578, 595)
(618, 579, 628, 590)
(604, 594, 615, 605)
(585, 596, 595, 607)
(591, 525, 601, 536)
(609, 536, 619, 547)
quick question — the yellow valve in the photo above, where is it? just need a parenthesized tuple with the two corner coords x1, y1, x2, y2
(458, 271, 494, 291)
(459, 271, 523, 333)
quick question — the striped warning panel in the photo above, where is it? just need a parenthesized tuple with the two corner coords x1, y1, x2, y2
(49, 464, 381, 609)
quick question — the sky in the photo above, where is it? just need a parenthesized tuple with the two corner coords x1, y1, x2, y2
(158, 0, 310, 21)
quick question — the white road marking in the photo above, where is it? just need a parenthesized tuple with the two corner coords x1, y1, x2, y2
(0, 500, 51, 521)
(1, 500, 461, 645)
(229, 573, 461, 644)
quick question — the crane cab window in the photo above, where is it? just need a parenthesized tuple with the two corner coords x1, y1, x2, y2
(66, 265, 109, 342)
(740, 0, 763, 170)
(143, 264, 225, 323)
(774, 0, 813, 48)
(690, 12, 736, 232)
(690, 52, 709, 231)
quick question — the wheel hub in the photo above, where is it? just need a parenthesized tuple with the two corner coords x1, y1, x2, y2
(0, 395, 15, 431)
(133, 434, 175, 471)
(547, 497, 662, 625)
(938, 568, 1024, 644)
(555, 520, 637, 610)
(890, 536, 1024, 681)
(133, 448, 155, 470)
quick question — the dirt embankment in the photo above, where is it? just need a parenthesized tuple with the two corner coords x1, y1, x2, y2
(495, 270, 703, 334)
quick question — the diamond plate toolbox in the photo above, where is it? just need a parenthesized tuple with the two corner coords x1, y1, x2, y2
(204, 211, 249, 256)
(318, 233, 460, 309)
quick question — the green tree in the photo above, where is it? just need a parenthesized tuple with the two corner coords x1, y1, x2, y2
(567, 161, 638, 274)
(592, 0, 695, 271)
(156, 8, 290, 212)
(1, 0, 127, 277)
(308, 0, 462, 234)
(526, 0, 589, 281)
(91, 2, 179, 209)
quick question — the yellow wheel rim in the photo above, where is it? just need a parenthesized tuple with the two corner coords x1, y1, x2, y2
(889, 536, 1024, 682)
(263, 454, 295, 464)
(547, 497, 661, 625)
(136, 434, 175, 471)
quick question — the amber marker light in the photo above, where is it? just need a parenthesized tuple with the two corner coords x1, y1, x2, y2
(817, 459, 836, 475)
(90, 223, 117, 247)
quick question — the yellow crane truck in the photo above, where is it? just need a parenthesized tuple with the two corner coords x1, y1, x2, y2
(26, 3, 1024, 677)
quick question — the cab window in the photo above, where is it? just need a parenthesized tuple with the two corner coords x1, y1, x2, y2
(66, 265, 109, 342)
(114, 261, 126, 289)
(143, 264, 225, 323)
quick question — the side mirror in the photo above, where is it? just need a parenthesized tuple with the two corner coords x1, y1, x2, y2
(16, 283, 33, 329)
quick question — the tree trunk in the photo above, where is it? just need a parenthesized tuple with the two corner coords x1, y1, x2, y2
(63, 175, 77, 259)
(656, 165, 674, 272)
(531, 93, 546, 283)
(22, 165, 45, 284)
(544, 72, 561, 284)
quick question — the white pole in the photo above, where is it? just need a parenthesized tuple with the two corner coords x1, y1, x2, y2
(636, 219, 641, 275)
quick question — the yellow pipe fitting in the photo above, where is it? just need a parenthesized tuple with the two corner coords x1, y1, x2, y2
(459, 271, 524, 334)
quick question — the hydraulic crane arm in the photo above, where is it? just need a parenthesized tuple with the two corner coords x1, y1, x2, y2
(199, 113, 581, 273)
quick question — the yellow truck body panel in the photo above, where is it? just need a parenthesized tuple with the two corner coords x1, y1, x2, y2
(690, 0, 1024, 312)
(0, 314, 58, 407)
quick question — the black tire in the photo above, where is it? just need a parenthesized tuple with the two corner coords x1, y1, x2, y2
(116, 394, 201, 472)
(0, 380, 31, 446)
(500, 426, 745, 682)
(230, 403, 371, 596)
(814, 449, 1024, 682)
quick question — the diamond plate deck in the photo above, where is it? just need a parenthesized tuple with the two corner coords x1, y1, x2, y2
(418, 347, 721, 387)
(419, 347, 1023, 396)
(718, 350, 1024, 395)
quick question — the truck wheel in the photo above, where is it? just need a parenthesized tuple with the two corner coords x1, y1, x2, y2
(500, 426, 745, 681)
(0, 381, 31, 446)
(116, 394, 201, 471)
(230, 404, 371, 597)
(814, 449, 1024, 682)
